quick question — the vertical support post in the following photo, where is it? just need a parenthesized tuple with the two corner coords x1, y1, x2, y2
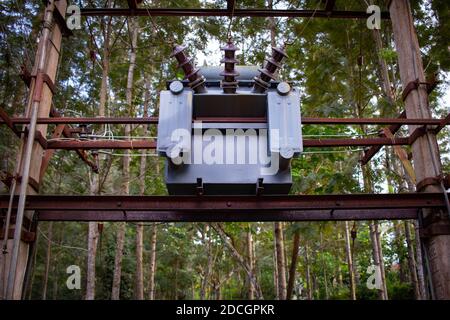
(0, 0, 67, 300)
(389, 0, 450, 299)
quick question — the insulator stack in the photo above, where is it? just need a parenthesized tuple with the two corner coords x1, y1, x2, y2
(220, 40, 239, 93)
(252, 45, 288, 93)
(170, 44, 207, 93)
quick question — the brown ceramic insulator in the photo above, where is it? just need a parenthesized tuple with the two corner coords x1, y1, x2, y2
(252, 45, 288, 93)
(170, 44, 207, 93)
(220, 40, 240, 93)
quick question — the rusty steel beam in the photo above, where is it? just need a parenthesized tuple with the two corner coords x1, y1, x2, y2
(433, 112, 450, 134)
(49, 107, 98, 173)
(0, 193, 446, 212)
(46, 139, 157, 150)
(44, 137, 409, 150)
(79, 8, 390, 19)
(33, 208, 418, 222)
(360, 111, 407, 165)
(2, 117, 159, 125)
(1, 116, 446, 126)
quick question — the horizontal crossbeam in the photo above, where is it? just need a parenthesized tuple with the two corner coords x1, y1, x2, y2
(79, 8, 390, 19)
(32, 209, 418, 222)
(0, 193, 446, 221)
(42, 137, 410, 150)
(1, 116, 445, 125)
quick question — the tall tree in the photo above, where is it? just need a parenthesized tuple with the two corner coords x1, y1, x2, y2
(111, 16, 139, 300)
(344, 221, 356, 300)
(86, 0, 114, 299)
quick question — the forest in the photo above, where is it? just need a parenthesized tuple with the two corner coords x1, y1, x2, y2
(0, 0, 449, 301)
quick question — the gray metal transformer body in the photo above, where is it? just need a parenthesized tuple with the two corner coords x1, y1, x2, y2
(157, 66, 303, 195)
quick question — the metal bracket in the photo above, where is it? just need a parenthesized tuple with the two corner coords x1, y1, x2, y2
(15, 175, 40, 193)
(196, 178, 204, 196)
(402, 78, 437, 102)
(32, 71, 56, 102)
(52, 2, 73, 37)
(420, 223, 450, 238)
(256, 178, 264, 196)
(416, 175, 443, 192)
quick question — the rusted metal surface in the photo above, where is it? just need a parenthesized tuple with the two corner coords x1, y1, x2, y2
(0, 106, 20, 136)
(33, 208, 418, 222)
(433, 113, 450, 134)
(2, 116, 446, 125)
(44, 137, 409, 150)
(0, 193, 446, 212)
(79, 8, 390, 19)
(360, 111, 406, 165)
(0, 228, 36, 243)
(49, 107, 98, 173)
(2, 116, 159, 125)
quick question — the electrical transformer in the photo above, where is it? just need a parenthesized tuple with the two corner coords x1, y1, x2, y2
(157, 41, 302, 195)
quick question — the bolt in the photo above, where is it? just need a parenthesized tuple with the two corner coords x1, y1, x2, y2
(117, 202, 122, 207)
(226, 202, 232, 207)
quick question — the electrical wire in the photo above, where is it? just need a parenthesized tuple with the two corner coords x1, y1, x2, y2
(284, 0, 321, 45)
(37, 227, 88, 252)
(226, 0, 236, 40)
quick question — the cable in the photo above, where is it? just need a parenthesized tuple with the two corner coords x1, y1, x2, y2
(284, 0, 321, 45)
(37, 227, 88, 252)
(142, 0, 174, 45)
(226, 0, 236, 40)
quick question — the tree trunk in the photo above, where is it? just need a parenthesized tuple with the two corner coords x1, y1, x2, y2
(86, 0, 113, 300)
(42, 222, 53, 300)
(111, 223, 126, 300)
(369, 221, 388, 299)
(86, 222, 98, 300)
(111, 15, 139, 301)
(320, 231, 329, 300)
(274, 222, 287, 300)
(405, 220, 421, 299)
(376, 222, 389, 299)
(287, 229, 300, 299)
(362, 162, 388, 300)
(212, 223, 263, 299)
(148, 223, 157, 300)
(394, 221, 408, 282)
(371, 21, 395, 108)
(135, 223, 144, 300)
(246, 227, 255, 300)
(273, 246, 279, 299)
(200, 224, 213, 300)
(304, 243, 312, 300)
(344, 221, 356, 300)
(413, 220, 428, 299)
